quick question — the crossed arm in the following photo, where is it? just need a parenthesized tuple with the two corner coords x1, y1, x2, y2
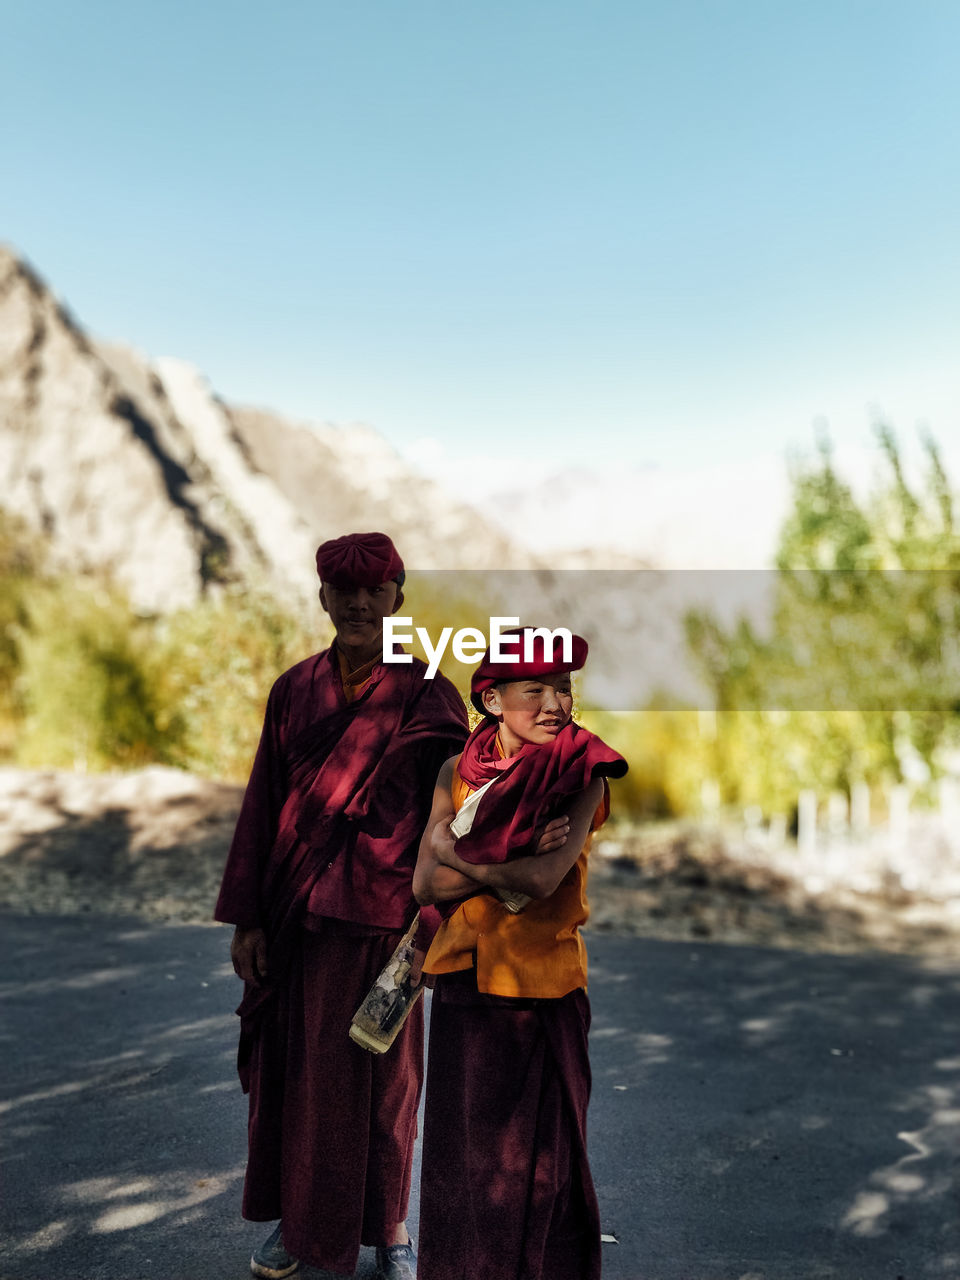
(232, 760, 602, 985)
(412, 757, 604, 906)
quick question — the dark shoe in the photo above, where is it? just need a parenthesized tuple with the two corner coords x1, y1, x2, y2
(250, 1222, 300, 1278)
(376, 1240, 417, 1280)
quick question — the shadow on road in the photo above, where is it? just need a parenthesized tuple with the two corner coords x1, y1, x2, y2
(586, 933, 960, 1279)
(0, 915, 270, 1280)
(2, 917, 959, 1279)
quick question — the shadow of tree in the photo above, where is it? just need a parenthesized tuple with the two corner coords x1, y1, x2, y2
(585, 933, 960, 1280)
(0, 793, 234, 922)
(588, 849, 960, 958)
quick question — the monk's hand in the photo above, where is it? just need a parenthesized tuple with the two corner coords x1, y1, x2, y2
(409, 946, 426, 987)
(231, 926, 268, 984)
(430, 815, 458, 866)
(535, 816, 570, 854)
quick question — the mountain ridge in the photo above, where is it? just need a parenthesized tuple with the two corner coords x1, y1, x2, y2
(0, 245, 584, 613)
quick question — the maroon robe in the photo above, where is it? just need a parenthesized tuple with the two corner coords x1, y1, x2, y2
(419, 970, 601, 1280)
(215, 644, 468, 1274)
(419, 715, 618, 1278)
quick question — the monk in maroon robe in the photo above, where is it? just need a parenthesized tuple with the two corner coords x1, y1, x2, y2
(215, 532, 469, 1280)
(413, 629, 627, 1280)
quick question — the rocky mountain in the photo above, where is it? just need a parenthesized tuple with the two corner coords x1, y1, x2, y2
(0, 246, 537, 613)
(0, 245, 738, 710)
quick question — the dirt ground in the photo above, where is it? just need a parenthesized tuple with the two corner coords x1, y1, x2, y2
(2, 764, 960, 959)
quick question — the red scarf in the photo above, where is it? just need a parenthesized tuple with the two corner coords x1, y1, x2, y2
(453, 718, 627, 865)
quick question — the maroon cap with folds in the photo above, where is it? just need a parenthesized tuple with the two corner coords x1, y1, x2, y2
(315, 532, 404, 588)
(470, 626, 588, 714)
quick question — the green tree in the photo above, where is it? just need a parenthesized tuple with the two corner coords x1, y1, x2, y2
(0, 511, 45, 754)
(16, 580, 174, 770)
(686, 428, 960, 811)
(150, 590, 317, 780)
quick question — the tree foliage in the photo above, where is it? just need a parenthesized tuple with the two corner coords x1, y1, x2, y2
(686, 428, 960, 814)
(5, 426, 957, 824)
(0, 515, 319, 779)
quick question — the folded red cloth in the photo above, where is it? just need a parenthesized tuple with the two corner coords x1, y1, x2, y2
(453, 718, 627, 865)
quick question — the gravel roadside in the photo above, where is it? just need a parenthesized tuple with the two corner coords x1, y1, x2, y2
(3, 764, 960, 959)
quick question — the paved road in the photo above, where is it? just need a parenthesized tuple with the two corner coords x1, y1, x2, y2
(1, 914, 958, 1280)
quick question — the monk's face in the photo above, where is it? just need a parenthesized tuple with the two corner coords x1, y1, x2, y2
(319, 579, 404, 662)
(482, 674, 573, 753)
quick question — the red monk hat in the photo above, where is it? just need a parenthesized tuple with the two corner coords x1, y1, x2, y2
(470, 626, 588, 715)
(315, 531, 405, 589)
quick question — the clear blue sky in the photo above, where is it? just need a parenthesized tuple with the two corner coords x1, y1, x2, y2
(3, 0, 959, 479)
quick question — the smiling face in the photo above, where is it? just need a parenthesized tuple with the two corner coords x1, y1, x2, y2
(319, 579, 404, 666)
(481, 673, 574, 756)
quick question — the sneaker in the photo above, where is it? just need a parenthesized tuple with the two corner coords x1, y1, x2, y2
(376, 1240, 417, 1280)
(250, 1221, 300, 1279)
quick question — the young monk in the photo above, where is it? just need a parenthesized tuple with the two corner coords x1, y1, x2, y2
(412, 627, 628, 1280)
(215, 532, 469, 1280)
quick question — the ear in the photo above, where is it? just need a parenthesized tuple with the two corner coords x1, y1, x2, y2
(318, 584, 329, 615)
(391, 586, 405, 615)
(481, 686, 503, 718)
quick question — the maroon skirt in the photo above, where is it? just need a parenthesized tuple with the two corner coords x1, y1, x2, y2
(240, 921, 424, 1274)
(419, 970, 601, 1280)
